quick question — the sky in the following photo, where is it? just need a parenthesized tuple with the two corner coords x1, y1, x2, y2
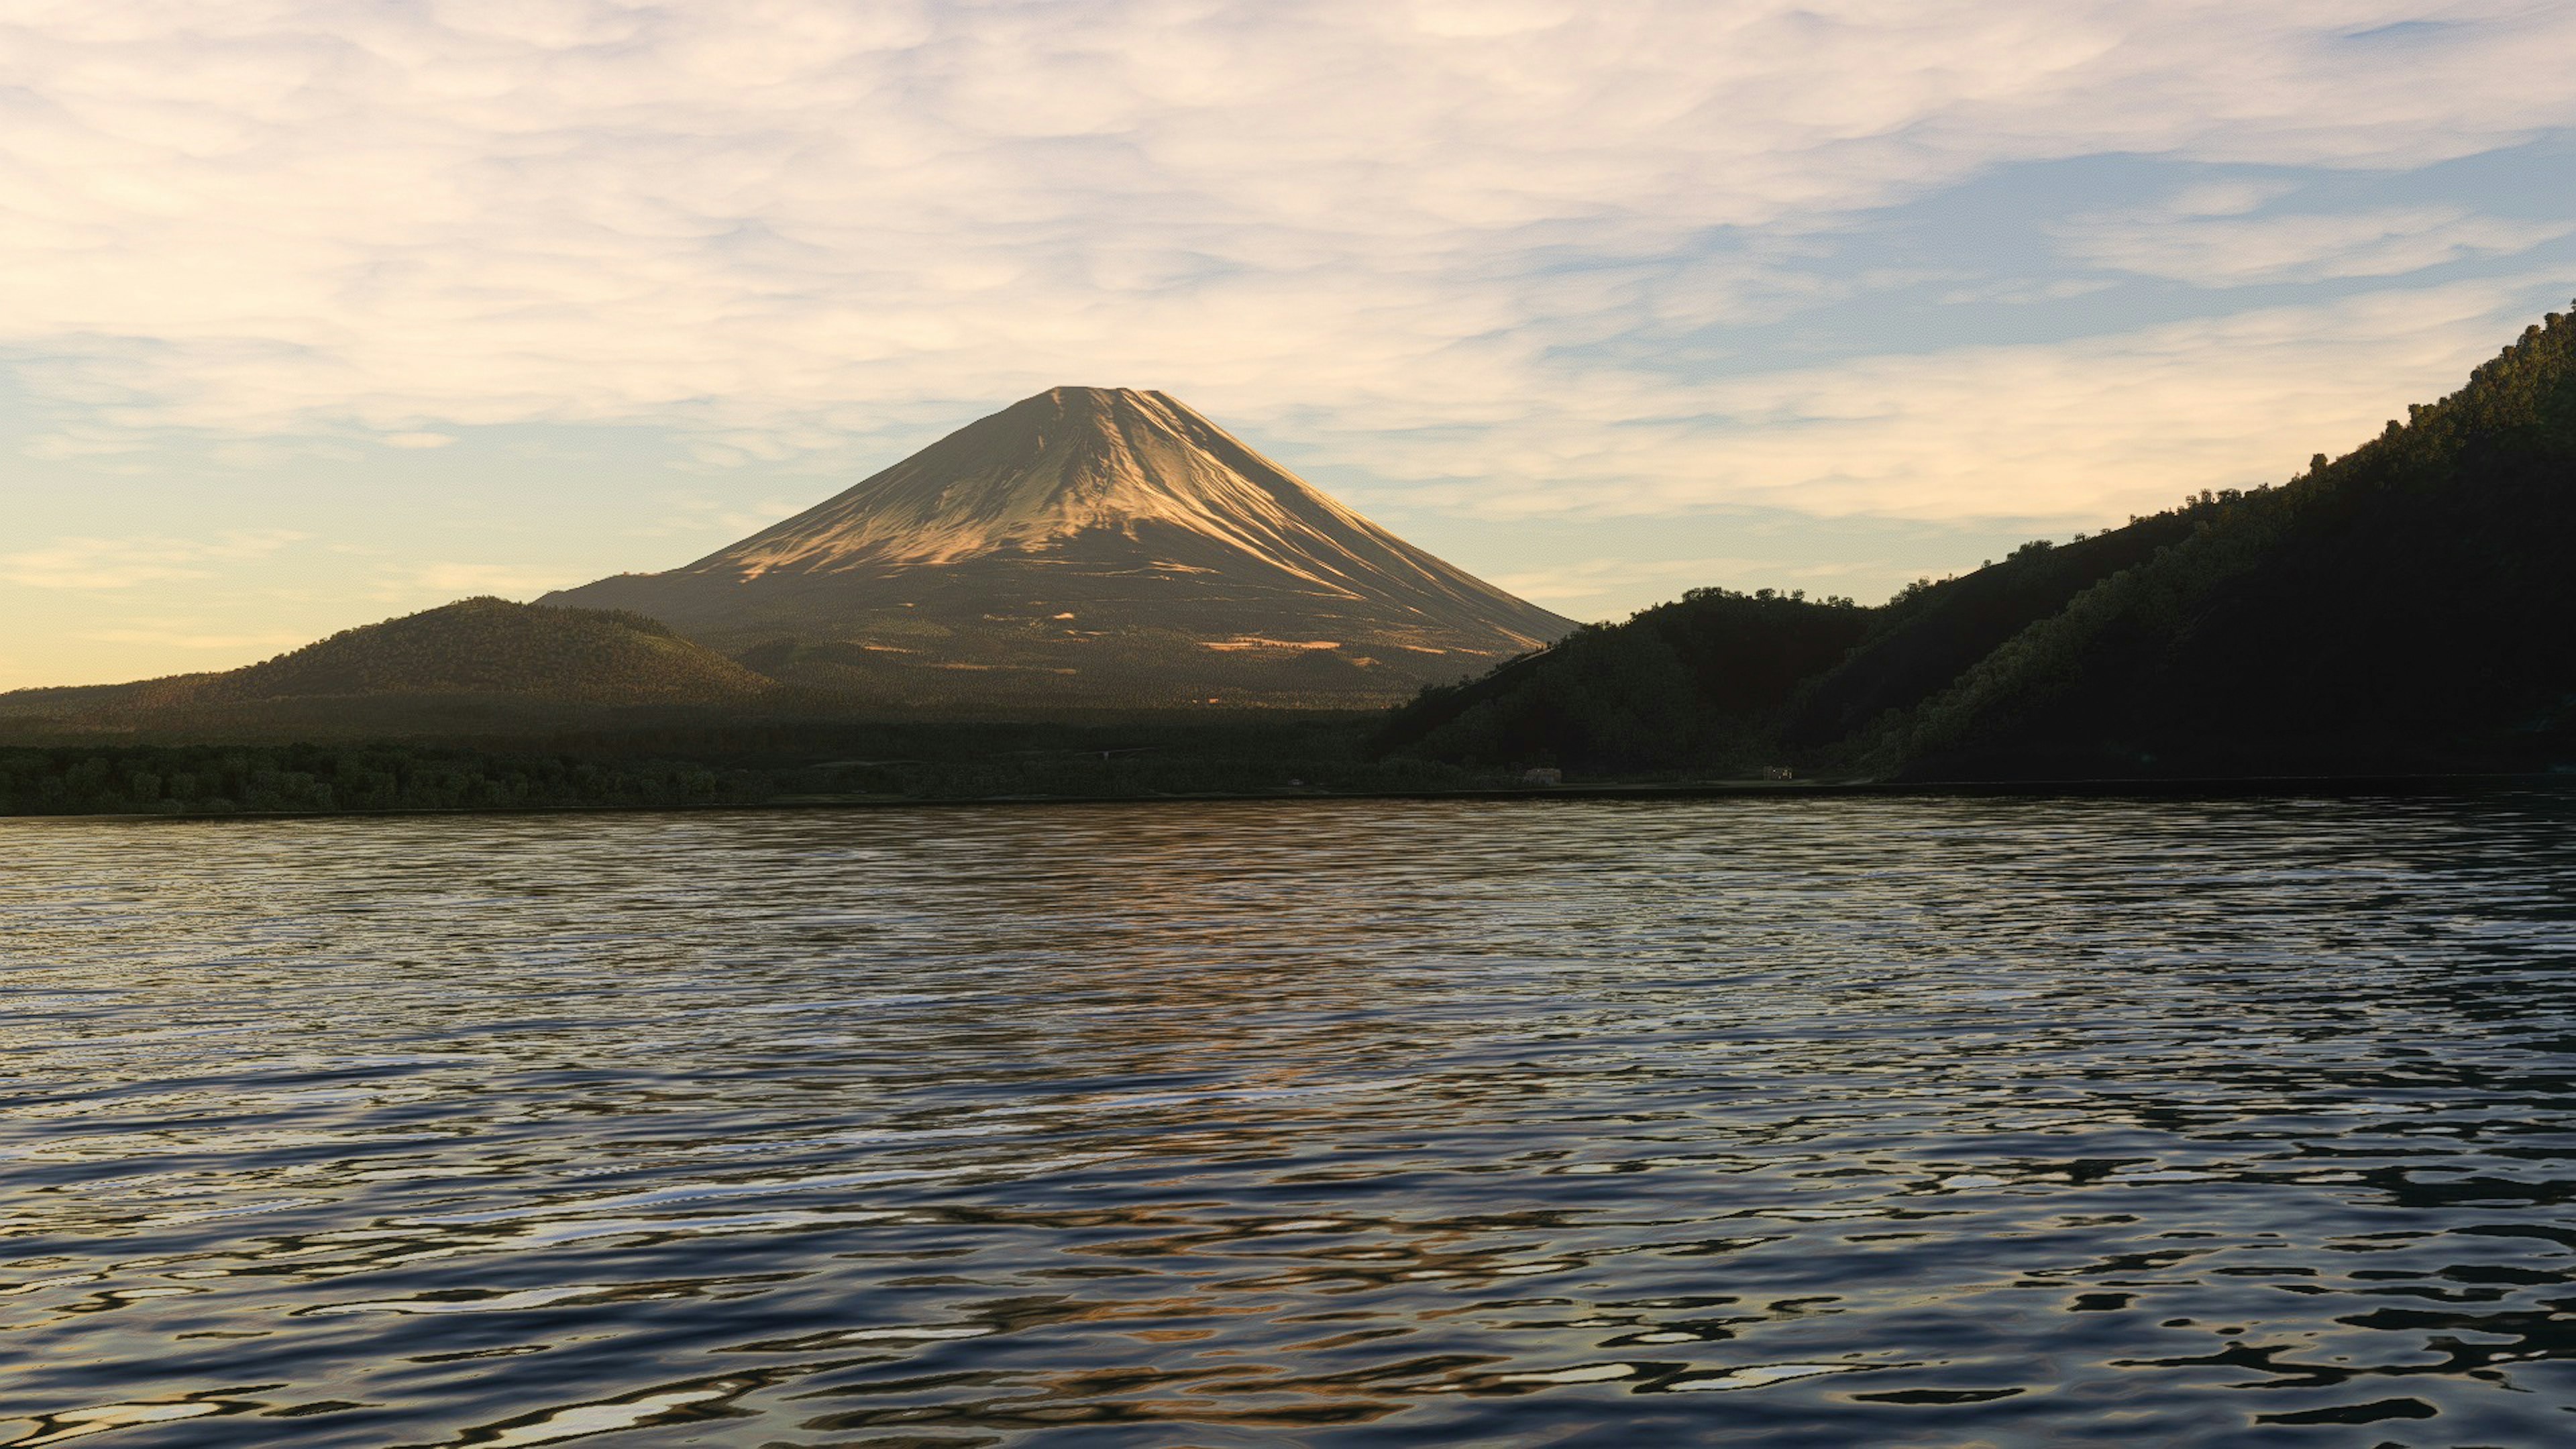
(3, 1, 2574, 690)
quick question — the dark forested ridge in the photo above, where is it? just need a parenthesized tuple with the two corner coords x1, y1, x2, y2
(0, 714, 1482, 817)
(1373, 587, 1872, 773)
(1379, 301, 2576, 782)
(1776, 515, 2201, 751)
(1888, 306, 2576, 780)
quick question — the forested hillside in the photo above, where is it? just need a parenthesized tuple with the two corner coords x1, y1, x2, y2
(1777, 512, 2201, 749)
(1892, 303, 2576, 779)
(1373, 587, 1870, 771)
(1378, 301, 2576, 782)
(0, 714, 1474, 816)
(194, 598, 777, 704)
(0, 598, 783, 741)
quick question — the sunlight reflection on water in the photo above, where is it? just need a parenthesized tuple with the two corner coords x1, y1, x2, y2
(4, 794, 2576, 1446)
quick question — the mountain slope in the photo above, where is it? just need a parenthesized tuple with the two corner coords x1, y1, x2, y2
(1892, 303, 2576, 778)
(1373, 588, 1874, 772)
(544, 387, 1574, 707)
(1775, 515, 2201, 750)
(194, 598, 777, 705)
(1375, 301, 2576, 782)
(0, 599, 781, 741)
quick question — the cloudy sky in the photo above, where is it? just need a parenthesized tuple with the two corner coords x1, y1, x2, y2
(3, 1, 2573, 689)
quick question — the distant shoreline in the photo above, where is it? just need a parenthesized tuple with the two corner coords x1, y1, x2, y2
(17, 769, 2568, 825)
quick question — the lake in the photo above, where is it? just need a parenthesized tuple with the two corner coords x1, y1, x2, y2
(6, 794, 2576, 1446)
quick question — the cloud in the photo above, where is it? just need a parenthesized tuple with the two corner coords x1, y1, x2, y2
(392, 561, 581, 598)
(1289, 275, 2568, 521)
(2059, 203, 2571, 285)
(0, 530, 307, 590)
(0, 0, 2569, 489)
(622, 492, 825, 542)
(2157, 180, 2302, 219)
(1932, 278, 2116, 307)
(79, 626, 307, 652)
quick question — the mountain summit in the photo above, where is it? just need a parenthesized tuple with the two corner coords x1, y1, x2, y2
(545, 387, 1575, 706)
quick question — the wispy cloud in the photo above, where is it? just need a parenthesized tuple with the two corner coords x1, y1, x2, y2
(3, 3, 2574, 694)
(1275, 276, 2568, 520)
(0, 0, 2569, 488)
(631, 494, 822, 541)
(0, 531, 308, 590)
(389, 562, 580, 600)
(2059, 203, 2570, 285)
(79, 626, 307, 653)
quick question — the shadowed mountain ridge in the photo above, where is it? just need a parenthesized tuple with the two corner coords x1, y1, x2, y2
(1377, 301, 2576, 780)
(1888, 303, 2576, 778)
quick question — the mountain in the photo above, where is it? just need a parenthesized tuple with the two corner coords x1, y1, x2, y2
(1373, 588, 1873, 771)
(1890, 303, 2576, 780)
(543, 386, 1575, 707)
(1378, 301, 2576, 781)
(1, 598, 780, 740)
(1772, 516, 2200, 751)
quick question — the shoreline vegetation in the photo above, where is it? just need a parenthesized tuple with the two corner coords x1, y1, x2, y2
(17, 773, 2574, 825)
(2, 727, 2566, 822)
(5, 301, 2571, 818)
(0, 717, 1428, 818)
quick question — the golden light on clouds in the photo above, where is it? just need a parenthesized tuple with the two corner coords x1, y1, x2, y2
(1, 1, 2572, 685)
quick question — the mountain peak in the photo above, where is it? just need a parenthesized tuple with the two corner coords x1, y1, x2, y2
(542, 390, 1574, 707)
(1035, 383, 1158, 404)
(696, 386, 1399, 583)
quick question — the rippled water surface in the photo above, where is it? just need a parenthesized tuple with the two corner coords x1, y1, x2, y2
(8, 795, 2576, 1446)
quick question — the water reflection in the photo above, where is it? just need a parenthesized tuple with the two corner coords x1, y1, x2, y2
(3, 794, 2575, 1445)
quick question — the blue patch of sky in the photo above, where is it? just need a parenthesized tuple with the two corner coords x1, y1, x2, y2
(1521, 136, 2576, 382)
(2355, 130, 2576, 219)
(2341, 19, 2463, 44)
